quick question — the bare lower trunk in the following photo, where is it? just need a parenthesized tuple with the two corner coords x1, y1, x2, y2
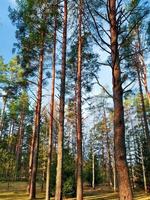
(92, 152, 95, 189)
(28, 114, 36, 194)
(0, 96, 7, 137)
(29, 40, 45, 200)
(108, 1, 133, 199)
(55, 1, 67, 199)
(112, 154, 117, 192)
(46, 15, 57, 200)
(76, 0, 83, 200)
(113, 54, 133, 200)
(15, 112, 25, 179)
(103, 106, 113, 186)
(127, 134, 134, 190)
(139, 138, 147, 193)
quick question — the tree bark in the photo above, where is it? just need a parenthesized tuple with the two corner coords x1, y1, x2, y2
(46, 14, 57, 200)
(29, 34, 45, 199)
(92, 152, 95, 189)
(108, 0, 133, 199)
(55, 1, 67, 199)
(76, 0, 83, 199)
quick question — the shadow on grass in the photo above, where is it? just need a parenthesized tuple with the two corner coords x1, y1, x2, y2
(0, 191, 45, 200)
(0, 189, 149, 200)
(0, 192, 28, 200)
(134, 193, 150, 200)
(67, 192, 150, 200)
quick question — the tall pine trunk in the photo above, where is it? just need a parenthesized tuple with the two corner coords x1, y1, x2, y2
(108, 0, 133, 199)
(76, 0, 83, 199)
(29, 34, 45, 199)
(55, 1, 67, 199)
(46, 15, 57, 200)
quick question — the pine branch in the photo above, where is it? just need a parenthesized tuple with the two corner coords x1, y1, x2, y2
(123, 79, 136, 92)
(92, 73, 113, 98)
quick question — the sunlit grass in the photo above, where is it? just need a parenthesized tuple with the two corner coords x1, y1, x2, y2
(0, 182, 150, 200)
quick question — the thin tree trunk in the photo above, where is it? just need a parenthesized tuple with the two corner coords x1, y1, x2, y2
(137, 67, 150, 151)
(103, 106, 113, 187)
(140, 57, 150, 104)
(112, 153, 117, 192)
(135, 28, 150, 150)
(92, 152, 95, 189)
(8, 121, 15, 152)
(127, 135, 134, 190)
(136, 28, 150, 105)
(15, 112, 25, 179)
(0, 96, 7, 137)
(46, 14, 57, 200)
(128, 109, 137, 190)
(55, 1, 67, 199)
(108, 1, 133, 199)
(139, 138, 147, 193)
(76, 0, 83, 199)
(28, 113, 36, 194)
(29, 34, 45, 200)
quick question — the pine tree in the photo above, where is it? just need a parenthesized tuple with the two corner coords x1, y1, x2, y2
(55, 0, 68, 199)
(76, 0, 84, 199)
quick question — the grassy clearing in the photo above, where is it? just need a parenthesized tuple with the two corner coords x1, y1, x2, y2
(0, 182, 150, 200)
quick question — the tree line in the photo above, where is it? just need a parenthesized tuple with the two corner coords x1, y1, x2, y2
(0, 0, 150, 200)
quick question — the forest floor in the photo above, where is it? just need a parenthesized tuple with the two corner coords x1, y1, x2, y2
(0, 182, 150, 200)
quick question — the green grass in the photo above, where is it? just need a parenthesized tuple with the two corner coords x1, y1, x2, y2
(0, 182, 150, 200)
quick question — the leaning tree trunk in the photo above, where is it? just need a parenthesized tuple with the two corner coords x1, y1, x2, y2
(55, 1, 67, 200)
(108, 0, 133, 199)
(29, 35, 45, 200)
(76, 0, 83, 199)
(46, 15, 57, 200)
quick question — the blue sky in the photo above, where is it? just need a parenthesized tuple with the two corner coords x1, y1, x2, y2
(0, 0, 16, 62)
